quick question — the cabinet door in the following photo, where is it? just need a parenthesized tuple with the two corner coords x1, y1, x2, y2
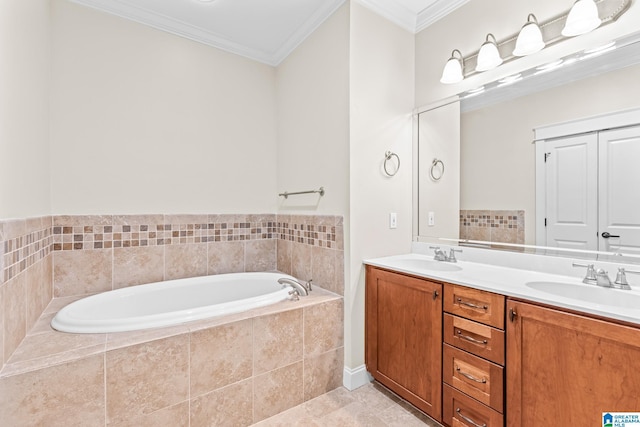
(365, 266, 442, 420)
(507, 300, 640, 427)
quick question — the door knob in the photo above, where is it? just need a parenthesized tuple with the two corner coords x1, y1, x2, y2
(601, 232, 620, 238)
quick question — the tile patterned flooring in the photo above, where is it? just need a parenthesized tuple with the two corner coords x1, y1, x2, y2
(253, 382, 443, 427)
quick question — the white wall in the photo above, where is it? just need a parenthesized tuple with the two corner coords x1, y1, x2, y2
(418, 102, 460, 240)
(275, 4, 350, 216)
(50, 0, 278, 215)
(0, 0, 51, 219)
(348, 1, 415, 370)
(461, 63, 640, 245)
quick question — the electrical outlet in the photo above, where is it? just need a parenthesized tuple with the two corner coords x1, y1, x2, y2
(428, 211, 435, 226)
(389, 213, 397, 229)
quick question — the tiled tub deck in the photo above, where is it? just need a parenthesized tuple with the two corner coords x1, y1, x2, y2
(0, 288, 344, 426)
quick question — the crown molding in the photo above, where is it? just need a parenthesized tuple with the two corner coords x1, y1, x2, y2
(354, 0, 417, 32)
(69, 0, 346, 67)
(272, 0, 346, 65)
(415, 0, 470, 33)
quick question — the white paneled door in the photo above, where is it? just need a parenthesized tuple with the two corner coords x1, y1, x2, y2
(598, 125, 640, 256)
(543, 133, 598, 251)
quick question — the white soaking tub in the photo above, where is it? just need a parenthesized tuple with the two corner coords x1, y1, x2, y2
(51, 272, 297, 333)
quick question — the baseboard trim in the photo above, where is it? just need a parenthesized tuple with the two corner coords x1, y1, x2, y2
(343, 364, 372, 390)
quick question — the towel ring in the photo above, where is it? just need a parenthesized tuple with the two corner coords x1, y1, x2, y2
(383, 151, 400, 177)
(430, 158, 444, 181)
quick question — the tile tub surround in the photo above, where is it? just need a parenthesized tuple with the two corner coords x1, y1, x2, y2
(0, 290, 344, 426)
(51, 214, 344, 297)
(0, 216, 53, 367)
(0, 213, 343, 369)
(459, 209, 525, 246)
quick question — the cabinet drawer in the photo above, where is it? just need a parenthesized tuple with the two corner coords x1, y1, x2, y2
(445, 284, 505, 329)
(444, 314, 505, 365)
(443, 344, 503, 413)
(443, 384, 503, 427)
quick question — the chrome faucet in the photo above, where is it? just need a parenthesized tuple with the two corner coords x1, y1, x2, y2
(278, 277, 312, 298)
(573, 262, 638, 290)
(430, 246, 462, 263)
(430, 246, 447, 261)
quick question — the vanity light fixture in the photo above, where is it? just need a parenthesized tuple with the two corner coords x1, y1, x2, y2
(562, 0, 602, 37)
(513, 14, 546, 56)
(439, 0, 630, 85)
(440, 49, 465, 84)
(476, 34, 503, 72)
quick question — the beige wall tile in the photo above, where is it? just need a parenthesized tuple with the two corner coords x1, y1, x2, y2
(303, 347, 344, 401)
(207, 241, 244, 275)
(254, 361, 304, 423)
(304, 299, 344, 357)
(311, 246, 338, 294)
(25, 260, 48, 331)
(0, 354, 105, 427)
(106, 335, 189, 424)
(54, 215, 113, 227)
(190, 319, 252, 397)
(245, 239, 277, 272)
(0, 284, 4, 366)
(113, 214, 165, 226)
(3, 273, 26, 363)
(164, 243, 207, 280)
(190, 378, 253, 427)
(277, 239, 292, 274)
(113, 246, 164, 289)
(291, 242, 312, 281)
(54, 249, 113, 297)
(108, 401, 189, 427)
(7, 328, 105, 366)
(254, 309, 303, 375)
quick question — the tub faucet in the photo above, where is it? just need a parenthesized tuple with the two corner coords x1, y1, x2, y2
(278, 278, 311, 297)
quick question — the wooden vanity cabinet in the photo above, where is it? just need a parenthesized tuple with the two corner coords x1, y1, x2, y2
(365, 266, 443, 420)
(507, 299, 640, 427)
(442, 284, 505, 427)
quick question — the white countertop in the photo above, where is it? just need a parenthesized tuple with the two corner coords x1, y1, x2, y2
(364, 252, 640, 326)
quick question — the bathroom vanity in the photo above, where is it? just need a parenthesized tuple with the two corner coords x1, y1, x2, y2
(364, 251, 640, 427)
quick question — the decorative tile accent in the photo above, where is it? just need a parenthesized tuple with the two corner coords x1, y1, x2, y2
(2, 218, 51, 283)
(459, 210, 525, 246)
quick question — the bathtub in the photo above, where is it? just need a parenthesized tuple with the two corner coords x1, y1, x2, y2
(51, 272, 298, 333)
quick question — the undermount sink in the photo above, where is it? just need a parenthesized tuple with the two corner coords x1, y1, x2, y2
(526, 281, 640, 309)
(391, 258, 462, 272)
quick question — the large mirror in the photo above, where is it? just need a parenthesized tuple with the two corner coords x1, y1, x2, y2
(417, 32, 640, 263)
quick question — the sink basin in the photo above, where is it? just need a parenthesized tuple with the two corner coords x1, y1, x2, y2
(525, 281, 640, 309)
(391, 258, 462, 272)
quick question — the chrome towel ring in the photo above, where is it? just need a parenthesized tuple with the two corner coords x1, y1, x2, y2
(430, 158, 444, 181)
(383, 151, 400, 177)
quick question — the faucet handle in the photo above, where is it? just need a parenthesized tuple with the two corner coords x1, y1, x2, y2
(614, 268, 640, 290)
(448, 248, 462, 263)
(573, 262, 597, 285)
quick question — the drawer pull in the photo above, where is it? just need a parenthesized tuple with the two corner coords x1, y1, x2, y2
(456, 408, 487, 427)
(455, 366, 487, 383)
(457, 298, 488, 310)
(456, 330, 488, 345)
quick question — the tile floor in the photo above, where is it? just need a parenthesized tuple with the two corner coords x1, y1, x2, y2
(253, 382, 443, 426)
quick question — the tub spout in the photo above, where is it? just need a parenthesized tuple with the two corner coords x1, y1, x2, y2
(278, 277, 311, 297)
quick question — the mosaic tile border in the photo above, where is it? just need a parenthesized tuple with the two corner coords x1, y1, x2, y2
(0, 214, 343, 283)
(459, 209, 525, 245)
(1, 219, 52, 283)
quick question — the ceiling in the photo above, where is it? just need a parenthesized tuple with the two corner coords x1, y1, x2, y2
(69, 0, 469, 66)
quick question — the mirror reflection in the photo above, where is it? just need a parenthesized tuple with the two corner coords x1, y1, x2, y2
(417, 34, 640, 262)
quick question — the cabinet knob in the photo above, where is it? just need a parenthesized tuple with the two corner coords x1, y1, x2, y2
(509, 309, 518, 322)
(433, 290, 440, 300)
